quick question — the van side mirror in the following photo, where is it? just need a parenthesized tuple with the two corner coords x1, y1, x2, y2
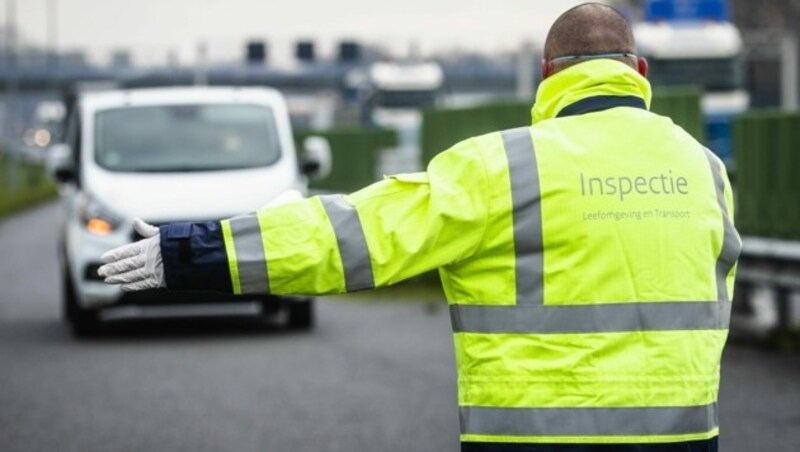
(46, 143, 76, 184)
(54, 166, 76, 184)
(301, 136, 332, 180)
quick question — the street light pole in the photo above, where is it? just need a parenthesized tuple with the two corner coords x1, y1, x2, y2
(4, 0, 18, 143)
(781, 33, 798, 110)
(47, 0, 59, 87)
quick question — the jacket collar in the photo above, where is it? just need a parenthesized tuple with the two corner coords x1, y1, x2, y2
(531, 59, 653, 124)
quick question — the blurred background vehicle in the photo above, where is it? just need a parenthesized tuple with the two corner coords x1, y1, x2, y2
(343, 61, 444, 174)
(634, 0, 748, 166)
(47, 86, 330, 336)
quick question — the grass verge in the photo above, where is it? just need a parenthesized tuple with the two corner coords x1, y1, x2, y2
(0, 154, 57, 220)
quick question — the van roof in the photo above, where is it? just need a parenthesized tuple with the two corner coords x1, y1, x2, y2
(80, 86, 286, 112)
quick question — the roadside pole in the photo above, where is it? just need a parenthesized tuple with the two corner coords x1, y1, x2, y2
(781, 33, 798, 110)
(516, 41, 535, 101)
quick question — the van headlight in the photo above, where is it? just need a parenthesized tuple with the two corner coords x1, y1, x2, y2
(78, 196, 123, 236)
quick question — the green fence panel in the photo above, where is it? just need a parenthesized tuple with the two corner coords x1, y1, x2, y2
(774, 114, 794, 238)
(789, 114, 800, 239)
(734, 110, 800, 240)
(420, 89, 704, 167)
(650, 86, 705, 143)
(294, 128, 397, 193)
(733, 114, 757, 236)
(420, 101, 530, 166)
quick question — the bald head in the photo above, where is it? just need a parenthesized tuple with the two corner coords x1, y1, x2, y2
(544, 3, 638, 74)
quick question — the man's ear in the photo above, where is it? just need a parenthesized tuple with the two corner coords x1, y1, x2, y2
(541, 59, 555, 80)
(637, 57, 649, 78)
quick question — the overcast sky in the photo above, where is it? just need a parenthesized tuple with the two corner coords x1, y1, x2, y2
(4, 0, 599, 64)
(0, 0, 608, 65)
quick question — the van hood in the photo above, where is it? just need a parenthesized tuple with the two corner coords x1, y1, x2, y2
(86, 166, 301, 223)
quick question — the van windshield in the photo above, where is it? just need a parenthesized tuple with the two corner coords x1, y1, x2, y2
(647, 57, 743, 92)
(94, 104, 282, 172)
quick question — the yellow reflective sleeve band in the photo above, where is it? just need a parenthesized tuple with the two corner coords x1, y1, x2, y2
(319, 195, 375, 292)
(228, 213, 270, 294)
(220, 219, 241, 295)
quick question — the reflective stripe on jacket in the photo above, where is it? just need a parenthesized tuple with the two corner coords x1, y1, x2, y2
(160, 59, 741, 446)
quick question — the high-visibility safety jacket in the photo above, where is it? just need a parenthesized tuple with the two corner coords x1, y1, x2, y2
(160, 59, 741, 447)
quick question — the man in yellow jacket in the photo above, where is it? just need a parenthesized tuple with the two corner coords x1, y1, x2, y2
(100, 4, 740, 451)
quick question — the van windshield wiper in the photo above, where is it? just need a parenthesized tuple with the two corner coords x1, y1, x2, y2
(128, 165, 264, 173)
(128, 167, 220, 173)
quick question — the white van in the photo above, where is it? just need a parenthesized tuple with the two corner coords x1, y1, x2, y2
(49, 86, 330, 336)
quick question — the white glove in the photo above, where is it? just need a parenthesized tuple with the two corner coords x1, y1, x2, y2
(98, 218, 165, 292)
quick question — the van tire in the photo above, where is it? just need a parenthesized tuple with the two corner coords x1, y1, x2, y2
(287, 298, 314, 330)
(63, 269, 100, 338)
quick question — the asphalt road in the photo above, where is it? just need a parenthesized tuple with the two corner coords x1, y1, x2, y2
(1, 202, 799, 452)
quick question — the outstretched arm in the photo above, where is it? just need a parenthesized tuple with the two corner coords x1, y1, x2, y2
(100, 139, 490, 296)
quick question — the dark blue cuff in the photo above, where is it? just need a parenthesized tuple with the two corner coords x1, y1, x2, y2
(160, 221, 233, 293)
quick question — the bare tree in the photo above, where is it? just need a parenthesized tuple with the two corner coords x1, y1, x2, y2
(730, 1, 798, 31)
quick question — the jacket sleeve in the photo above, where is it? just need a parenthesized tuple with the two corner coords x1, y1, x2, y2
(160, 138, 490, 295)
(719, 156, 741, 299)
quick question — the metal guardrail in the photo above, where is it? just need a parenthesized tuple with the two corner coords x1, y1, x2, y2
(734, 236, 800, 343)
(741, 236, 800, 263)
